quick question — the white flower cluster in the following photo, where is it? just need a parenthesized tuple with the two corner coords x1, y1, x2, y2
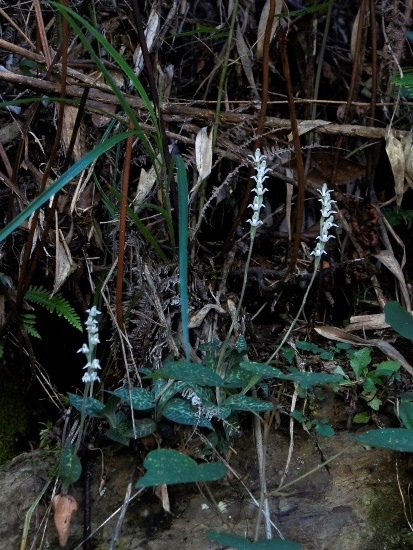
(247, 149, 269, 229)
(77, 306, 102, 385)
(311, 183, 338, 258)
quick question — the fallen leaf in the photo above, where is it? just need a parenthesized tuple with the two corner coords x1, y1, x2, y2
(256, 0, 283, 60)
(372, 250, 410, 310)
(191, 127, 213, 200)
(286, 151, 365, 188)
(51, 493, 78, 547)
(402, 132, 413, 188)
(154, 483, 171, 513)
(386, 128, 405, 207)
(132, 9, 159, 78)
(236, 24, 259, 99)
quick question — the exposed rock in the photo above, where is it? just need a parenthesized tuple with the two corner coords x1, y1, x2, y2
(1, 429, 412, 549)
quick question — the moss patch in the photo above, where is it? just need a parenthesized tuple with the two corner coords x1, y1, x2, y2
(0, 374, 30, 464)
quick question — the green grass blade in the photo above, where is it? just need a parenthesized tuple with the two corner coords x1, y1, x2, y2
(175, 155, 189, 362)
(0, 130, 134, 242)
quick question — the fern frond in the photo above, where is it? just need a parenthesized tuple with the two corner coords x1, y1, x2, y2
(22, 312, 41, 339)
(25, 286, 82, 331)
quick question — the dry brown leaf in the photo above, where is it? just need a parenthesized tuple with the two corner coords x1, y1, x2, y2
(158, 63, 174, 101)
(236, 23, 259, 99)
(286, 151, 365, 188)
(53, 225, 76, 295)
(385, 129, 405, 207)
(350, 7, 361, 60)
(132, 9, 159, 78)
(51, 493, 78, 547)
(154, 483, 170, 513)
(372, 250, 410, 310)
(191, 127, 213, 201)
(188, 303, 225, 328)
(402, 132, 413, 189)
(90, 101, 118, 129)
(61, 105, 86, 162)
(287, 120, 332, 140)
(256, 0, 283, 60)
(133, 155, 161, 212)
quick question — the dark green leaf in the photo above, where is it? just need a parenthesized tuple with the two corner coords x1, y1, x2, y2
(240, 362, 344, 388)
(136, 449, 227, 486)
(106, 422, 132, 446)
(315, 423, 335, 437)
(206, 531, 301, 549)
(348, 428, 413, 451)
(280, 369, 345, 389)
(162, 398, 213, 429)
(223, 369, 250, 388)
(350, 348, 371, 379)
(67, 392, 104, 417)
(100, 395, 121, 428)
(240, 362, 284, 378)
(282, 348, 295, 364)
(290, 411, 307, 422)
(202, 402, 232, 420)
(58, 440, 81, 485)
(225, 395, 273, 413)
(108, 387, 155, 410)
(353, 412, 370, 424)
(235, 334, 248, 353)
(320, 350, 333, 360)
(384, 301, 413, 341)
(399, 395, 413, 429)
(160, 360, 225, 386)
(374, 360, 401, 377)
(106, 418, 156, 445)
(294, 341, 321, 353)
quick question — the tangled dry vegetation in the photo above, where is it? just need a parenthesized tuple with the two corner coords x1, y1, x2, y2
(1, 0, 413, 545)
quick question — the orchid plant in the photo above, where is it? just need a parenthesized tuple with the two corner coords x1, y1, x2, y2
(266, 182, 338, 363)
(216, 149, 269, 375)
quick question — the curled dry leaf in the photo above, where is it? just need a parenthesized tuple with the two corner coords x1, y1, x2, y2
(154, 483, 171, 513)
(133, 154, 162, 212)
(256, 0, 283, 60)
(287, 119, 332, 140)
(190, 127, 213, 200)
(286, 151, 365, 189)
(385, 129, 405, 207)
(350, 6, 361, 60)
(53, 228, 76, 295)
(132, 9, 159, 78)
(235, 23, 259, 99)
(188, 303, 225, 328)
(51, 493, 78, 547)
(402, 132, 413, 188)
(372, 250, 410, 310)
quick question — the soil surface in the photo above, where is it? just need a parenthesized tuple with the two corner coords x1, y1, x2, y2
(2, 427, 412, 549)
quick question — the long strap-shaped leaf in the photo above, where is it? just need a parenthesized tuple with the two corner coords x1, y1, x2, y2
(175, 155, 190, 362)
(0, 131, 135, 242)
